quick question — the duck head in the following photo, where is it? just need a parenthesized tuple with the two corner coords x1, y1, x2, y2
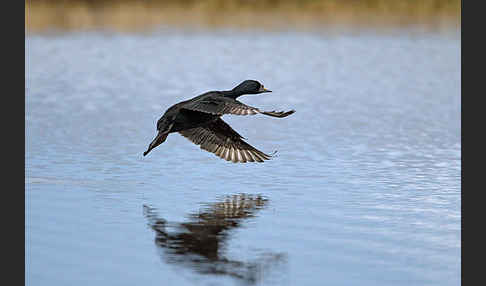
(232, 80, 272, 95)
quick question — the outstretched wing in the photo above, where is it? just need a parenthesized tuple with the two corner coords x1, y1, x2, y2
(179, 118, 271, 163)
(181, 95, 295, 118)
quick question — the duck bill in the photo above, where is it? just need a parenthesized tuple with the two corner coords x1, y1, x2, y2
(259, 87, 272, 93)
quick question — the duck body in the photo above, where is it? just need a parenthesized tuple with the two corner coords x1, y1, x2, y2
(160, 92, 223, 133)
(144, 80, 295, 163)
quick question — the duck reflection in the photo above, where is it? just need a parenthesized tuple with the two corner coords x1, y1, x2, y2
(143, 194, 286, 284)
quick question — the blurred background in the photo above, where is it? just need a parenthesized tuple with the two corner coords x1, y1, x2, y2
(27, 0, 460, 32)
(25, 1, 461, 286)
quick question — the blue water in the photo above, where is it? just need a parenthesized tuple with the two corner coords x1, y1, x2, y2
(26, 29, 460, 286)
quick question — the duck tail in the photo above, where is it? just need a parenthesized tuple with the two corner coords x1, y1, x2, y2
(143, 132, 169, 156)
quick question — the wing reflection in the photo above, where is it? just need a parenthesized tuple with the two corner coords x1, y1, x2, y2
(143, 194, 286, 284)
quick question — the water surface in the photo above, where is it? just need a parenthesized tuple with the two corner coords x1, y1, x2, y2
(26, 29, 461, 286)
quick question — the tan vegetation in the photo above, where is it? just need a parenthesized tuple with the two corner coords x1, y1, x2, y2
(25, 0, 460, 33)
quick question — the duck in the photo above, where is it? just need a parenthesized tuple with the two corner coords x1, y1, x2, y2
(143, 80, 295, 163)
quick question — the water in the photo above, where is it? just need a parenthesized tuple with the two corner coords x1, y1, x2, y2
(26, 29, 461, 286)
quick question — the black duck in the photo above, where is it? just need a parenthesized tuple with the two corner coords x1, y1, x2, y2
(143, 80, 295, 163)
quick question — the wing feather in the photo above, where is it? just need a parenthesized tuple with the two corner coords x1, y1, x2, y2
(179, 118, 272, 163)
(181, 94, 293, 118)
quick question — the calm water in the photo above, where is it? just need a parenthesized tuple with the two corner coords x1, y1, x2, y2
(26, 28, 461, 286)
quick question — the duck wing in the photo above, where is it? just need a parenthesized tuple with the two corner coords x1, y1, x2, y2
(178, 118, 271, 163)
(181, 95, 295, 118)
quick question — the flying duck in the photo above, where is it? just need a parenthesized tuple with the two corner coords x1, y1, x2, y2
(143, 80, 295, 163)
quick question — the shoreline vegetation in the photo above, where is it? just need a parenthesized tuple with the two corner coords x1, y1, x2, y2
(26, 0, 460, 33)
